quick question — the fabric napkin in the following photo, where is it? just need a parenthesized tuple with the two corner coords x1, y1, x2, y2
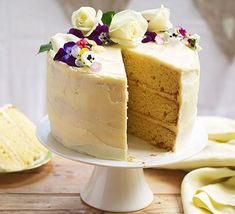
(162, 116, 235, 213)
(182, 167, 235, 214)
(164, 116, 235, 170)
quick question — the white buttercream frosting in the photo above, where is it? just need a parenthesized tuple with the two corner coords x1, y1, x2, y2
(47, 44, 128, 160)
(126, 41, 200, 71)
(47, 32, 200, 160)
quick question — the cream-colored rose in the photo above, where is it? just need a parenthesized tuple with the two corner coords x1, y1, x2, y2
(71, 7, 102, 36)
(109, 10, 148, 47)
(142, 5, 172, 32)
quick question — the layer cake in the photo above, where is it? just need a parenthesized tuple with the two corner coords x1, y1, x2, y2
(42, 6, 201, 160)
(0, 105, 50, 171)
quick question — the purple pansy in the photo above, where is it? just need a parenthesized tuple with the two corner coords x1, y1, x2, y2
(88, 24, 112, 45)
(142, 31, 157, 43)
(68, 28, 84, 38)
(54, 42, 77, 67)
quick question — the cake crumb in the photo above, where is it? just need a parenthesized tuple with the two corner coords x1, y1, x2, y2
(150, 153, 157, 157)
(127, 155, 136, 162)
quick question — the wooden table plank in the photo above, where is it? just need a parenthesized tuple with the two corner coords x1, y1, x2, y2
(0, 156, 186, 213)
(0, 194, 183, 213)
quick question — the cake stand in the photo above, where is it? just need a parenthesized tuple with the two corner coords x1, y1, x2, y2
(36, 116, 207, 212)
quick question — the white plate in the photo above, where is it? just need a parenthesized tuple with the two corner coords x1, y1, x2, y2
(36, 116, 207, 168)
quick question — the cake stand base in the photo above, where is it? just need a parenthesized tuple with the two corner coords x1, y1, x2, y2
(81, 166, 153, 212)
(36, 116, 207, 212)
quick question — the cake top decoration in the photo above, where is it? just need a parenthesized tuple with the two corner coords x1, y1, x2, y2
(71, 7, 103, 37)
(39, 5, 201, 70)
(53, 38, 102, 72)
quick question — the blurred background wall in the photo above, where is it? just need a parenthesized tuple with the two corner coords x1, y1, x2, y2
(0, 0, 234, 123)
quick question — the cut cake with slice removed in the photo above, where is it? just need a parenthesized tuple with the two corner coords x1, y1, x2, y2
(47, 33, 200, 160)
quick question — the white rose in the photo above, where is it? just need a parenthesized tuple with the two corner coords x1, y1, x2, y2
(71, 7, 102, 36)
(109, 10, 148, 47)
(142, 5, 172, 33)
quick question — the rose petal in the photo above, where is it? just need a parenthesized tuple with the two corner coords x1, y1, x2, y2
(68, 28, 84, 38)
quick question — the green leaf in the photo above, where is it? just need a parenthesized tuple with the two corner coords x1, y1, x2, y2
(101, 11, 116, 26)
(38, 42, 53, 54)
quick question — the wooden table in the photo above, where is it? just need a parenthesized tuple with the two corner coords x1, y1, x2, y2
(0, 156, 186, 213)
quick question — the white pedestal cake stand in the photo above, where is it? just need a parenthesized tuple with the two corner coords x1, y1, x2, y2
(36, 116, 207, 212)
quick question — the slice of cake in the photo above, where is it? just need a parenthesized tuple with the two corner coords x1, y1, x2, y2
(0, 105, 50, 171)
(41, 6, 201, 160)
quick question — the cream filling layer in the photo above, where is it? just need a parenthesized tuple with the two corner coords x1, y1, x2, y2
(128, 79, 178, 101)
(128, 109, 197, 133)
(0, 105, 48, 171)
(128, 110, 196, 133)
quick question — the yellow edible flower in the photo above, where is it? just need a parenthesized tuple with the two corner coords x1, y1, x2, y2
(79, 48, 90, 56)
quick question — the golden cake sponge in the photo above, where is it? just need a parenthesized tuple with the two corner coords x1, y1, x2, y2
(0, 104, 51, 172)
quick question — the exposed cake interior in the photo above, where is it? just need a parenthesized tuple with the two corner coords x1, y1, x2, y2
(122, 48, 180, 150)
(0, 105, 49, 171)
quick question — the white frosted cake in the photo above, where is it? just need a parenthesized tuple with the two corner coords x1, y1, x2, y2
(41, 6, 201, 160)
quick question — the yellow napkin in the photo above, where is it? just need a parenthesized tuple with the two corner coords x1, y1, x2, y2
(182, 167, 235, 214)
(165, 117, 235, 213)
(164, 116, 235, 170)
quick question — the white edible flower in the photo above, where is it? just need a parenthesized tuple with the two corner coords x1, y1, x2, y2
(162, 31, 171, 43)
(109, 10, 148, 47)
(71, 7, 102, 36)
(142, 5, 172, 33)
(80, 51, 97, 66)
(155, 35, 164, 45)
